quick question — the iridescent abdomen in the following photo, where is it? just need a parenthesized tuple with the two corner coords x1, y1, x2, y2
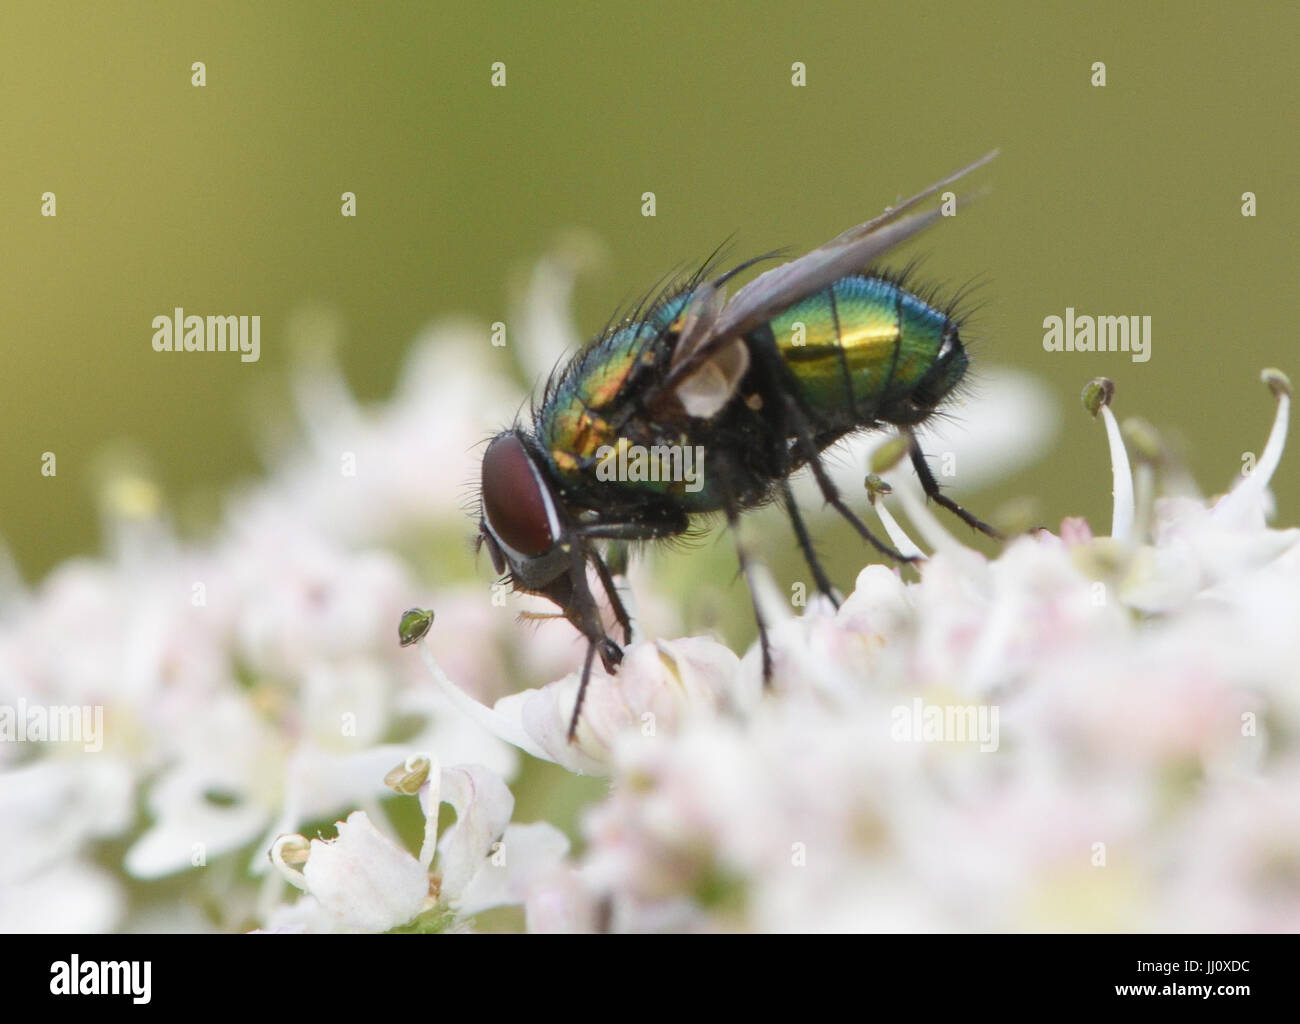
(767, 276, 957, 430)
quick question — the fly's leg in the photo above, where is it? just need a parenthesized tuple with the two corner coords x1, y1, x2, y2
(905, 431, 1002, 539)
(724, 495, 775, 684)
(564, 541, 624, 742)
(777, 477, 841, 609)
(578, 512, 685, 645)
(564, 510, 688, 740)
(576, 509, 689, 542)
(568, 638, 602, 742)
(590, 547, 634, 646)
(747, 325, 915, 565)
(783, 396, 917, 563)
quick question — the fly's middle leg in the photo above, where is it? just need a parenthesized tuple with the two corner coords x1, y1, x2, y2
(783, 396, 918, 564)
(778, 477, 841, 609)
(724, 494, 775, 685)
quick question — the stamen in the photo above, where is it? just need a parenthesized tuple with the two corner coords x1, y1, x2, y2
(414, 761, 443, 870)
(1213, 368, 1291, 525)
(1252, 368, 1291, 493)
(1083, 378, 1134, 544)
(1122, 417, 1162, 546)
(865, 474, 925, 558)
(269, 834, 311, 892)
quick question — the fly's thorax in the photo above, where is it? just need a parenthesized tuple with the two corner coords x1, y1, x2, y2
(535, 298, 700, 496)
(537, 342, 637, 479)
(766, 275, 965, 429)
(545, 428, 722, 513)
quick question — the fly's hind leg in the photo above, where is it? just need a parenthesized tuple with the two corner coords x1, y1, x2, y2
(905, 431, 1002, 539)
(778, 477, 841, 609)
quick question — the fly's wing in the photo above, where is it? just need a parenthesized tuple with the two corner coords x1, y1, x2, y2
(660, 149, 999, 419)
(665, 281, 746, 418)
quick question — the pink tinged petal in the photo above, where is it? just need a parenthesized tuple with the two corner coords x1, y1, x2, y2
(300, 811, 428, 933)
(435, 765, 516, 902)
(517, 637, 741, 775)
(513, 682, 610, 776)
(525, 866, 601, 934)
(1059, 516, 1093, 546)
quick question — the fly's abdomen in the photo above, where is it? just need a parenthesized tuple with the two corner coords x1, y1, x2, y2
(766, 275, 962, 429)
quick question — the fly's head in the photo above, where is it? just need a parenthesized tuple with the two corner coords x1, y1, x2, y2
(477, 430, 619, 667)
(478, 430, 571, 591)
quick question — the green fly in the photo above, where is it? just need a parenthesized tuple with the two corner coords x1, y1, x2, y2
(477, 151, 1000, 738)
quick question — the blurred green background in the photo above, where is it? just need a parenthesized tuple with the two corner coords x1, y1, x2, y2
(4, 0, 1297, 584)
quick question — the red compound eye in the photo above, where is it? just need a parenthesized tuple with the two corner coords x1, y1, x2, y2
(481, 433, 556, 557)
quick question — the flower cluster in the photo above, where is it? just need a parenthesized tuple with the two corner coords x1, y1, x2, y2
(419, 370, 1300, 932)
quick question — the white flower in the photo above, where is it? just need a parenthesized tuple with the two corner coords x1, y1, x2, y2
(270, 811, 431, 934)
(415, 633, 743, 776)
(500, 370, 1300, 932)
(262, 759, 569, 933)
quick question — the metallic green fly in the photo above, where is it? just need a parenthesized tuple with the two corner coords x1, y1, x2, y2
(477, 151, 1000, 738)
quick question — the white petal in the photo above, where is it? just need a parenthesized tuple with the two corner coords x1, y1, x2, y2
(436, 766, 516, 901)
(0, 861, 123, 933)
(300, 811, 428, 933)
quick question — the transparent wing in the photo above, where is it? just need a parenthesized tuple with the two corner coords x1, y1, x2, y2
(662, 150, 999, 417)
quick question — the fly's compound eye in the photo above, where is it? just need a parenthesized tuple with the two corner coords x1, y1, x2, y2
(480, 433, 560, 560)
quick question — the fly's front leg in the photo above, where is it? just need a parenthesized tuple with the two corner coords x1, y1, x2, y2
(563, 541, 622, 742)
(562, 509, 688, 740)
(568, 639, 602, 742)
(590, 547, 634, 646)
